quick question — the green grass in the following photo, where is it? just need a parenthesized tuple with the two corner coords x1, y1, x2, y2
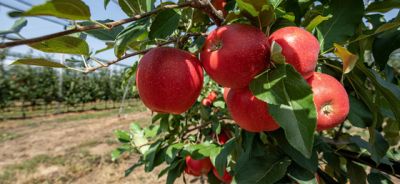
(0, 131, 21, 143)
(0, 101, 147, 129)
(0, 99, 143, 120)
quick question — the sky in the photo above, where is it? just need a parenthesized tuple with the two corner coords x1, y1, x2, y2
(0, 0, 132, 69)
(0, 0, 399, 70)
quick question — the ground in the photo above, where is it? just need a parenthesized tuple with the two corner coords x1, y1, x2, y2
(0, 102, 194, 184)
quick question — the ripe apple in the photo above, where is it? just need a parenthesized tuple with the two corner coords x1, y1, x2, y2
(202, 98, 212, 106)
(223, 88, 230, 101)
(201, 24, 270, 88)
(268, 26, 320, 79)
(307, 72, 349, 131)
(217, 131, 230, 145)
(213, 167, 232, 184)
(207, 91, 218, 102)
(136, 47, 203, 114)
(212, 0, 227, 16)
(185, 156, 213, 176)
(225, 87, 280, 132)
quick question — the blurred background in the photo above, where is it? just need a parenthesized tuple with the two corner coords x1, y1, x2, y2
(0, 1, 169, 183)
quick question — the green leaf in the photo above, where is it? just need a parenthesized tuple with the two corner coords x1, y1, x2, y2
(347, 96, 372, 128)
(305, 15, 331, 32)
(114, 18, 149, 58)
(316, 0, 364, 51)
(367, 170, 393, 184)
(29, 36, 90, 56)
(13, 0, 91, 20)
(114, 130, 131, 143)
(357, 64, 400, 122)
(215, 139, 236, 176)
(235, 156, 291, 184)
(11, 18, 28, 33)
(118, 0, 155, 16)
(11, 58, 66, 68)
(165, 143, 184, 164)
(236, 0, 275, 27)
(104, 0, 111, 9)
(185, 143, 220, 159)
(366, 0, 400, 13)
(270, 41, 286, 64)
(287, 163, 318, 184)
(166, 159, 184, 184)
(346, 161, 367, 184)
(125, 160, 144, 176)
(149, 9, 181, 39)
(250, 64, 317, 158)
(372, 28, 400, 70)
(369, 130, 390, 164)
(271, 130, 318, 172)
(143, 141, 162, 172)
(79, 20, 124, 41)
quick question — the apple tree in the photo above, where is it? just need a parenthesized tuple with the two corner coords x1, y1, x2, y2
(1, 0, 399, 183)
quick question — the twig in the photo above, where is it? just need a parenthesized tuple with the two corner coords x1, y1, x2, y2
(83, 33, 202, 73)
(191, 0, 224, 26)
(0, 1, 193, 48)
(182, 122, 212, 138)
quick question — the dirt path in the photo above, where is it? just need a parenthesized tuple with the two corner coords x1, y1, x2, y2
(0, 109, 191, 184)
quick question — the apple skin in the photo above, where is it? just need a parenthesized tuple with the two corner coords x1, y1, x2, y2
(268, 26, 320, 79)
(201, 24, 270, 88)
(307, 72, 349, 131)
(136, 47, 203, 114)
(185, 156, 213, 176)
(225, 87, 280, 132)
(207, 91, 218, 102)
(202, 98, 212, 106)
(213, 167, 232, 184)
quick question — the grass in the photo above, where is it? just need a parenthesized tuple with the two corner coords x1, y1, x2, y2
(0, 99, 143, 120)
(0, 101, 147, 129)
(0, 142, 110, 184)
(0, 131, 21, 143)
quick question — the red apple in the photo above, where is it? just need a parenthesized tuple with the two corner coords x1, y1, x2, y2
(268, 26, 320, 79)
(218, 131, 230, 145)
(201, 24, 270, 88)
(202, 98, 212, 106)
(136, 47, 203, 114)
(225, 87, 280, 132)
(207, 91, 218, 102)
(223, 88, 230, 101)
(213, 167, 232, 184)
(185, 156, 213, 176)
(307, 72, 349, 131)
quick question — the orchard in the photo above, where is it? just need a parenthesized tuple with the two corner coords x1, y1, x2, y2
(0, 0, 399, 183)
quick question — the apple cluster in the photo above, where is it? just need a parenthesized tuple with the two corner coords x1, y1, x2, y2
(135, 24, 350, 182)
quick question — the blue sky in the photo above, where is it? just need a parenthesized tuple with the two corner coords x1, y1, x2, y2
(0, 0, 132, 69)
(0, 1, 399, 70)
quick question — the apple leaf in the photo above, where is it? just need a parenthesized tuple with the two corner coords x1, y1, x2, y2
(118, 0, 155, 16)
(346, 161, 367, 184)
(333, 43, 358, 74)
(214, 138, 236, 176)
(366, 0, 400, 13)
(79, 20, 124, 41)
(29, 36, 90, 56)
(236, 0, 275, 27)
(270, 41, 286, 64)
(305, 15, 331, 32)
(316, 0, 364, 51)
(11, 58, 66, 68)
(10, 0, 91, 20)
(149, 9, 181, 39)
(235, 155, 291, 184)
(250, 64, 317, 158)
(114, 18, 149, 58)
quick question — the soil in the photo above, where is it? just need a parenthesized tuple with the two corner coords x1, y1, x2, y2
(0, 109, 192, 184)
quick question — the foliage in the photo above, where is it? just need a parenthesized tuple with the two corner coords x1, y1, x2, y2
(1, 0, 400, 183)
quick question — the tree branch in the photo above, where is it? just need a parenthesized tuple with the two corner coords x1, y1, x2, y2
(191, 0, 224, 26)
(0, 1, 193, 49)
(83, 33, 203, 73)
